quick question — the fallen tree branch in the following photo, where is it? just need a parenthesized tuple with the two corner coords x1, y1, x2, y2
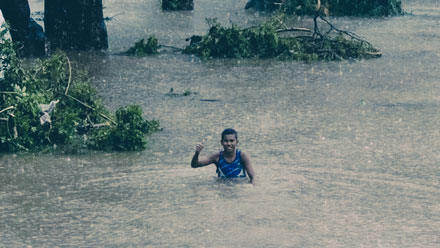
(0, 91, 20, 95)
(276, 27, 312, 33)
(64, 54, 72, 96)
(316, 49, 344, 60)
(91, 122, 111, 128)
(85, 115, 111, 128)
(312, 10, 373, 46)
(65, 94, 92, 108)
(0, 106, 15, 114)
(313, 14, 323, 38)
(4, 115, 28, 150)
(317, 15, 364, 42)
(64, 94, 116, 125)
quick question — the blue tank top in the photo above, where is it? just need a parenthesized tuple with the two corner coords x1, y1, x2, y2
(216, 150, 247, 178)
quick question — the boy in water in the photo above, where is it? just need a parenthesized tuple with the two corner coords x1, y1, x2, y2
(191, 128, 256, 185)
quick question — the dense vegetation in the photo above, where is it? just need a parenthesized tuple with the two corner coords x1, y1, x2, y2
(183, 16, 381, 61)
(162, 0, 194, 11)
(0, 26, 160, 153)
(245, 0, 403, 16)
(125, 36, 161, 56)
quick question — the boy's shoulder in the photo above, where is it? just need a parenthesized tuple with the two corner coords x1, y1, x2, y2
(239, 150, 250, 159)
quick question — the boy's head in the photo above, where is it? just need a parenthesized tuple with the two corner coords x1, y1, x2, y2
(221, 128, 238, 153)
(221, 128, 238, 141)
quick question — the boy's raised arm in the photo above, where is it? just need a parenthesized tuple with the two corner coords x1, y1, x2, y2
(191, 143, 215, 168)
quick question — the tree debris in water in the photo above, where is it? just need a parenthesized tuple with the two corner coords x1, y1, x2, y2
(1, 25, 160, 153)
(245, 0, 403, 17)
(183, 14, 381, 61)
(125, 36, 161, 56)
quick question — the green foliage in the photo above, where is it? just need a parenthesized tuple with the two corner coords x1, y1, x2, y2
(247, 0, 403, 16)
(183, 17, 381, 61)
(125, 36, 161, 56)
(183, 18, 283, 59)
(88, 105, 160, 151)
(1, 25, 160, 153)
(162, 0, 194, 11)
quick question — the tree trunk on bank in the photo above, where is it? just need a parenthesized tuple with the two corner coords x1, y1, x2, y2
(44, 0, 108, 51)
(0, 0, 45, 57)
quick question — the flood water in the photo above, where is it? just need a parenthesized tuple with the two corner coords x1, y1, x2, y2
(1, 0, 439, 247)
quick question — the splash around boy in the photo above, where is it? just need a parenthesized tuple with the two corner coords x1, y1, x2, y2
(191, 128, 256, 185)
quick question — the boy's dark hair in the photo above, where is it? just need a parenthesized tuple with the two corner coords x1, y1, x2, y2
(221, 128, 238, 140)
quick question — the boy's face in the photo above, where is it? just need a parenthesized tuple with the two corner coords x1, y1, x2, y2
(221, 134, 238, 152)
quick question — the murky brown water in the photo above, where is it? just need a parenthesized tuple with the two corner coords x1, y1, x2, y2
(1, 0, 439, 247)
